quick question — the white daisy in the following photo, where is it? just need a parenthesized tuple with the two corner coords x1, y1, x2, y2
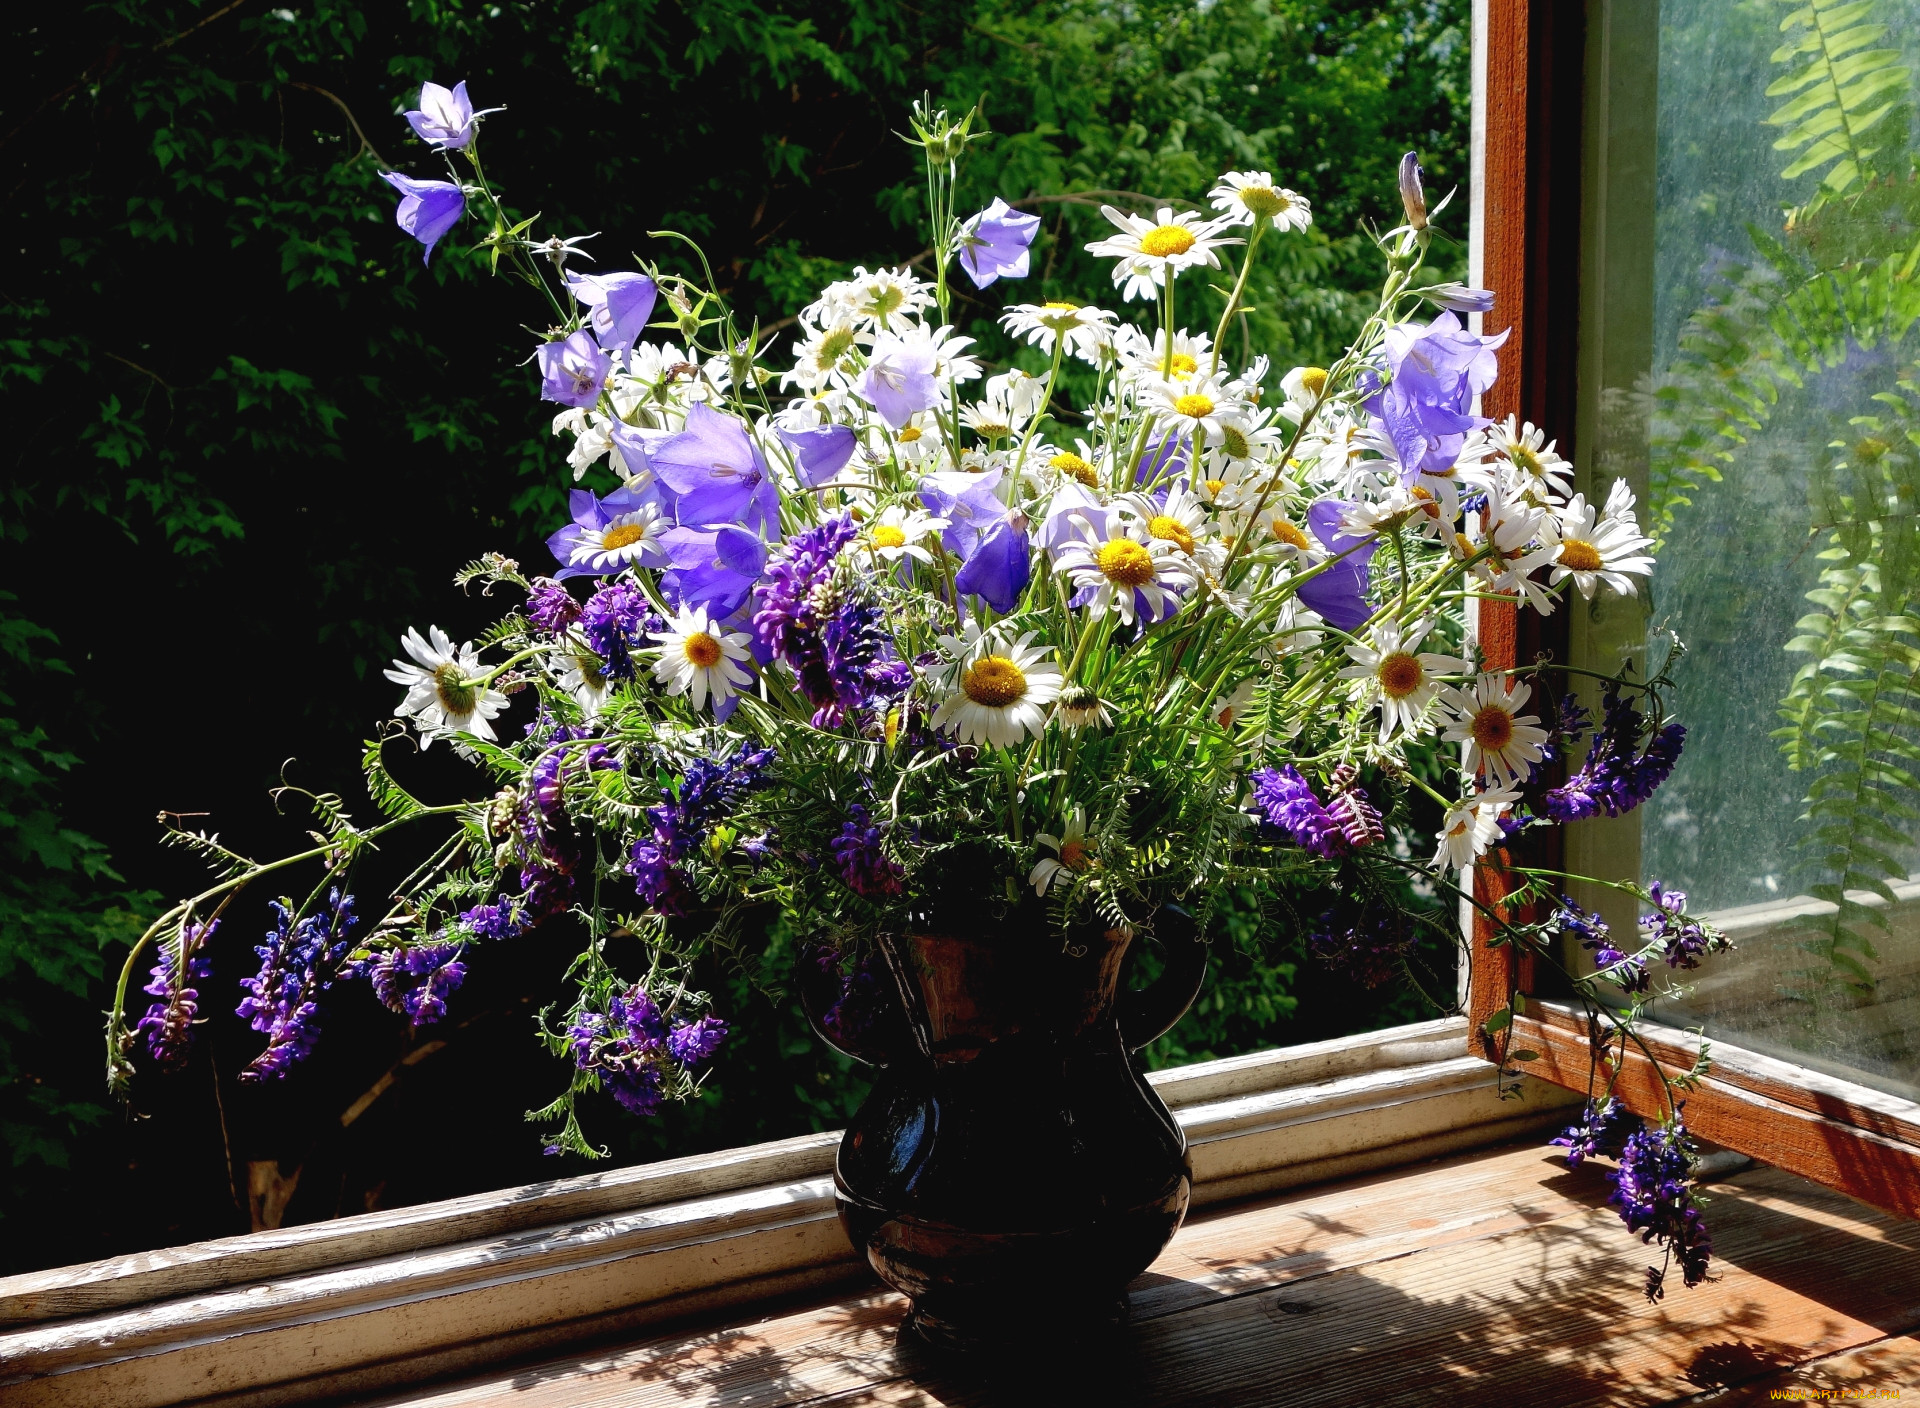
(1271, 599, 1326, 658)
(554, 648, 611, 716)
(781, 317, 864, 394)
(1202, 404, 1288, 475)
(1053, 682, 1113, 731)
(649, 605, 754, 714)
(1460, 415, 1575, 502)
(1212, 678, 1259, 730)
(1438, 674, 1551, 787)
(1044, 441, 1106, 492)
(1000, 300, 1118, 364)
(1084, 205, 1240, 302)
(384, 626, 507, 747)
(567, 499, 670, 574)
(1146, 377, 1246, 450)
(1208, 172, 1313, 232)
(1337, 621, 1472, 741)
(837, 266, 936, 331)
(1029, 807, 1095, 895)
(931, 624, 1063, 748)
(1112, 325, 1214, 383)
(884, 411, 946, 468)
(1118, 481, 1218, 568)
(1463, 482, 1560, 613)
(862, 505, 948, 565)
(1054, 517, 1198, 626)
(1549, 480, 1655, 599)
(1278, 365, 1331, 420)
(1432, 785, 1523, 874)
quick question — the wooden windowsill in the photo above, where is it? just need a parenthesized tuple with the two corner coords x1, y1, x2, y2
(0, 1018, 1580, 1406)
(361, 1139, 1920, 1408)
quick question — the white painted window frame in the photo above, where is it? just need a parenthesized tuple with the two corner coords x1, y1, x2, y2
(0, 1017, 1576, 1408)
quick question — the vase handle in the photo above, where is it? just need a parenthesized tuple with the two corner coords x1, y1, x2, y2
(1119, 904, 1208, 1053)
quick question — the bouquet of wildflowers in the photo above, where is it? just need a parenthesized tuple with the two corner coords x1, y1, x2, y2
(110, 87, 1730, 1297)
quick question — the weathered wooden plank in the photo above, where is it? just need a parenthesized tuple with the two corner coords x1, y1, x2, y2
(1700, 1335, 1920, 1404)
(365, 1145, 1920, 1408)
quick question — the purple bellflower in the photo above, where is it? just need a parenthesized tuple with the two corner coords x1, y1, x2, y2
(547, 484, 670, 579)
(954, 517, 1032, 613)
(1036, 482, 1111, 556)
(564, 271, 659, 359)
(778, 424, 859, 487)
(537, 330, 611, 408)
(1398, 152, 1428, 230)
(918, 469, 1008, 557)
(379, 172, 466, 265)
(404, 81, 486, 150)
(1134, 430, 1189, 487)
(236, 890, 358, 1081)
(650, 403, 780, 534)
(136, 919, 218, 1072)
(1425, 282, 1497, 314)
(657, 525, 769, 621)
(957, 198, 1041, 288)
(1295, 499, 1378, 633)
(856, 335, 941, 428)
(1362, 312, 1506, 476)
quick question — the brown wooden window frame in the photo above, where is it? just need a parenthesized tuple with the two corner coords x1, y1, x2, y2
(1465, 0, 1920, 1221)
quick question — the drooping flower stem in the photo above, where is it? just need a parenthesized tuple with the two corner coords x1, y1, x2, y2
(1209, 219, 1266, 377)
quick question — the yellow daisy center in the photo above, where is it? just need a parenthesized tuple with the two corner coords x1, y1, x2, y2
(897, 425, 923, 443)
(1058, 839, 1091, 871)
(1238, 185, 1288, 219)
(1559, 538, 1603, 572)
(818, 327, 856, 362)
(1297, 367, 1329, 397)
(683, 632, 723, 668)
(872, 524, 908, 549)
(600, 522, 648, 552)
(1510, 443, 1543, 475)
(1377, 652, 1425, 699)
(962, 655, 1028, 707)
(1050, 452, 1099, 487)
(1139, 224, 1197, 258)
(1096, 537, 1157, 588)
(1173, 393, 1215, 419)
(432, 662, 477, 716)
(1470, 704, 1515, 752)
(1204, 478, 1227, 496)
(1148, 514, 1195, 554)
(1168, 352, 1199, 376)
(1043, 299, 1080, 310)
(865, 284, 906, 318)
(1272, 517, 1310, 551)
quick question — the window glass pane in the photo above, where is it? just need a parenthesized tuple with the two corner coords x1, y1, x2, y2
(1622, 0, 1920, 1100)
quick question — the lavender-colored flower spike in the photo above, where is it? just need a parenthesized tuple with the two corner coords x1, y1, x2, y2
(564, 271, 658, 357)
(236, 890, 358, 1081)
(1398, 152, 1427, 230)
(537, 330, 611, 408)
(405, 81, 478, 151)
(136, 918, 218, 1072)
(379, 172, 466, 264)
(1250, 765, 1345, 859)
(667, 1015, 730, 1067)
(957, 198, 1041, 288)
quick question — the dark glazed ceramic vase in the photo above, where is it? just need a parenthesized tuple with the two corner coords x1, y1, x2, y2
(800, 906, 1208, 1348)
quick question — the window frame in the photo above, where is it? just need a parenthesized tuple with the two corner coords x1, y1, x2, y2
(1463, 0, 1920, 1221)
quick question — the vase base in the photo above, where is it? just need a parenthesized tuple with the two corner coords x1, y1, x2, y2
(901, 1294, 1130, 1353)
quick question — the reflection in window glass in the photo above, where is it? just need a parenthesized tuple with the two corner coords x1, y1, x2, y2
(1629, 0, 1920, 1100)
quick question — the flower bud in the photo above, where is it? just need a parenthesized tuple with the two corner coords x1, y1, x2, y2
(1398, 152, 1427, 231)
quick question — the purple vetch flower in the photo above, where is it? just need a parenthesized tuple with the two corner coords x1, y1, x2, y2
(856, 335, 941, 428)
(957, 198, 1042, 288)
(458, 900, 527, 942)
(236, 890, 358, 1081)
(1250, 765, 1345, 859)
(1361, 312, 1506, 476)
(1543, 684, 1685, 822)
(568, 986, 670, 1116)
(367, 941, 468, 1026)
(777, 424, 858, 487)
(831, 803, 906, 898)
(136, 918, 218, 1072)
(1641, 883, 1724, 971)
(1325, 764, 1384, 849)
(667, 1014, 729, 1067)
(626, 746, 777, 911)
(1609, 1120, 1712, 1300)
(579, 579, 662, 682)
(564, 271, 659, 358)
(1552, 897, 1648, 994)
(650, 403, 780, 534)
(1295, 499, 1378, 633)
(752, 519, 908, 722)
(1307, 904, 1416, 988)
(378, 172, 466, 264)
(404, 80, 484, 150)
(953, 517, 1031, 614)
(525, 578, 583, 638)
(537, 330, 612, 408)
(1552, 1097, 1641, 1169)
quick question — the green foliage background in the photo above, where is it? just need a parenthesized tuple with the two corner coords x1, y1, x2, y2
(0, 0, 1466, 1269)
